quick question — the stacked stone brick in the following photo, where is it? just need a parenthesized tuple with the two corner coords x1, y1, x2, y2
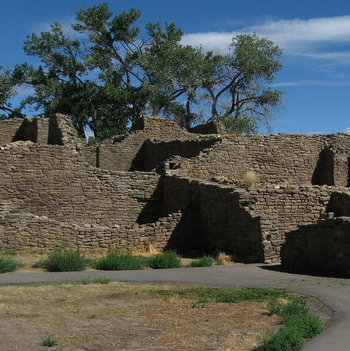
(0, 114, 350, 274)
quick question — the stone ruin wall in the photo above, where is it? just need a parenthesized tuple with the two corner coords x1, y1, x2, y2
(95, 116, 221, 171)
(159, 176, 345, 263)
(282, 217, 350, 275)
(1, 114, 350, 267)
(0, 118, 29, 145)
(0, 143, 162, 227)
(165, 133, 350, 187)
(0, 211, 181, 253)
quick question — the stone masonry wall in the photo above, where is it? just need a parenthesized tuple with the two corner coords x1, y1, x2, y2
(160, 175, 346, 262)
(188, 120, 227, 135)
(239, 185, 343, 262)
(168, 134, 350, 187)
(0, 143, 162, 226)
(0, 210, 182, 252)
(282, 217, 350, 275)
(0, 118, 25, 145)
(48, 113, 84, 148)
(131, 138, 221, 171)
(160, 176, 264, 262)
(97, 116, 206, 171)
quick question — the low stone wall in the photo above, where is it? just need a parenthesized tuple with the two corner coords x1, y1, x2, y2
(282, 217, 350, 276)
(0, 143, 162, 226)
(0, 211, 182, 252)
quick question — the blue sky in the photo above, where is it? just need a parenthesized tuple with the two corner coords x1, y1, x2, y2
(1, 0, 350, 134)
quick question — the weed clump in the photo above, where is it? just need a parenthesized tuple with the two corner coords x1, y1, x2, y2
(256, 298, 323, 351)
(42, 250, 88, 272)
(189, 256, 215, 267)
(41, 335, 58, 347)
(0, 254, 23, 273)
(148, 250, 182, 269)
(94, 251, 147, 270)
(242, 171, 257, 188)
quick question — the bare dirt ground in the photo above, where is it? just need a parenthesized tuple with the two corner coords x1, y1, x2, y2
(0, 282, 282, 351)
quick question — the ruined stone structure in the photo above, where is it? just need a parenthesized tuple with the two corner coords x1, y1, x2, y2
(1, 114, 350, 273)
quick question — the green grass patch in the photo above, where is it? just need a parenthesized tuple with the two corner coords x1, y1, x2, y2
(189, 256, 215, 267)
(94, 252, 147, 270)
(39, 250, 88, 272)
(255, 298, 323, 351)
(0, 255, 23, 273)
(2, 249, 17, 256)
(148, 250, 182, 269)
(150, 287, 287, 303)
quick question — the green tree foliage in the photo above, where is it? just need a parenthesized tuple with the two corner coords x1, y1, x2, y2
(0, 3, 283, 139)
(0, 66, 26, 119)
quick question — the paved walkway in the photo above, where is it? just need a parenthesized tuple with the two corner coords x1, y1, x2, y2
(1, 264, 350, 351)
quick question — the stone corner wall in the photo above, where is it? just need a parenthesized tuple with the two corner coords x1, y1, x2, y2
(48, 113, 84, 148)
(281, 216, 350, 276)
(189, 120, 226, 135)
(0, 118, 27, 145)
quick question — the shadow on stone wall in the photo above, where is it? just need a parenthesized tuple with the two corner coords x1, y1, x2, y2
(136, 177, 164, 225)
(312, 147, 335, 185)
(326, 192, 350, 216)
(158, 176, 264, 262)
(12, 119, 38, 143)
(281, 217, 350, 277)
(130, 139, 220, 172)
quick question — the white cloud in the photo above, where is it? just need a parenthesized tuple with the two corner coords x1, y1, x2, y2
(272, 80, 350, 87)
(182, 15, 350, 62)
(16, 84, 35, 97)
(345, 127, 350, 134)
(29, 17, 83, 39)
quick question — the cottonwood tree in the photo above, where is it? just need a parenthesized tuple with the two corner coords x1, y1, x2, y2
(0, 66, 26, 119)
(202, 34, 283, 133)
(0, 2, 283, 139)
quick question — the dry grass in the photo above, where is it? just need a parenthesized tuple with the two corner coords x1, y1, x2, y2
(242, 171, 258, 188)
(143, 242, 159, 255)
(217, 252, 233, 264)
(0, 282, 281, 351)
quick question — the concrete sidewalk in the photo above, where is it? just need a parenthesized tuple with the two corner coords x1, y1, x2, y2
(1, 264, 350, 351)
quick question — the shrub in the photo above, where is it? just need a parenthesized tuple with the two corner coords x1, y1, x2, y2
(0, 255, 22, 273)
(44, 250, 87, 272)
(257, 327, 304, 351)
(94, 252, 146, 270)
(148, 250, 182, 269)
(189, 256, 215, 267)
